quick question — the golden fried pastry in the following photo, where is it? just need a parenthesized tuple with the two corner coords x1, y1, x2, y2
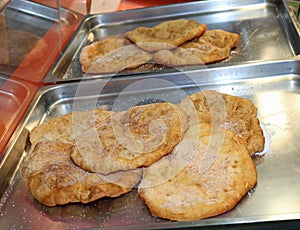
(125, 19, 206, 52)
(153, 29, 239, 66)
(20, 141, 142, 206)
(71, 102, 189, 174)
(30, 109, 112, 145)
(191, 29, 240, 49)
(138, 123, 257, 221)
(153, 45, 231, 66)
(178, 90, 264, 155)
(180, 43, 232, 63)
(79, 37, 152, 73)
(80, 37, 128, 71)
(152, 49, 204, 66)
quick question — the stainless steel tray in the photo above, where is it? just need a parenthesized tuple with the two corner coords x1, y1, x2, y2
(44, 0, 300, 83)
(1, 59, 300, 229)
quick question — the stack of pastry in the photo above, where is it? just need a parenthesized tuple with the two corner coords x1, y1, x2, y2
(20, 90, 265, 222)
(20, 103, 187, 206)
(80, 18, 240, 73)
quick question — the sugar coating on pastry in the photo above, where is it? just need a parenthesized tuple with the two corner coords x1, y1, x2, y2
(138, 123, 257, 221)
(80, 37, 152, 73)
(178, 90, 265, 155)
(20, 141, 142, 206)
(153, 29, 240, 66)
(71, 102, 189, 174)
(125, 19, 206, 52)
(30, 109, 113, 144)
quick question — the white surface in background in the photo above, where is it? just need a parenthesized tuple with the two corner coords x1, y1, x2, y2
(91, 0, 121, 13)
(67, 0, 121, 14)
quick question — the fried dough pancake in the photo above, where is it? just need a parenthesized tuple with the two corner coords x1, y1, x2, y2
(79, 37, 152, 73)
(125, 19, 206, 52)
(153, 29, 239, 66)
(193, 29, 240, 49)
(138, 123, 257, 221)
(71, 103, 189, 174)
(153, 49, 204, 66)
(178, 90, 265, 155)
(20, 141, 142, 206)
(30, 109, 112, 145)
(80, 37, 128, 71)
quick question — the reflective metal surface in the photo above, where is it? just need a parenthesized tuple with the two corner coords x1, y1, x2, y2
(1, 59, 300, 229)
(44, 0, 300, 83)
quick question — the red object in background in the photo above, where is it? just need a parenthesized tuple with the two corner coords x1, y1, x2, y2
(118, 0, 195, 10)
(0, 78, 39, 155)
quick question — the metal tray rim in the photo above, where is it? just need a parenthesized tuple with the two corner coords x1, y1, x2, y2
(43, 0, 300, 83)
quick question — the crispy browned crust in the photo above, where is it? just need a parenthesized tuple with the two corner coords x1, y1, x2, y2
(153, 45, 231, 66)
(71, 103, 189, 174)
(21, 141, 142, 206)
(30, 109, 113, 145)
(138, 123, 257, 221)
(179, 42, 231, 64)
(125, 19, 207, 52)
(178, 90, 265, 155)
(194, 29, 240, 49)
(153, 29, 240, 66)
(79, 37, 152, 73)
(153, 49, 204, 66)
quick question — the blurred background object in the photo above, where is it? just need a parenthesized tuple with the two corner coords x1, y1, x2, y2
(289, 0, 300, 21)
(118, 0, 195, 10)
(0, 0, 11, 12)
